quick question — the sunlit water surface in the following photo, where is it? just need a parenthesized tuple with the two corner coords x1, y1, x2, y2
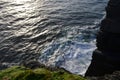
(0, 0, 108, 75)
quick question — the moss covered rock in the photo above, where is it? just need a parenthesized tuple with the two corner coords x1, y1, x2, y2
(0, 66, 86, 80)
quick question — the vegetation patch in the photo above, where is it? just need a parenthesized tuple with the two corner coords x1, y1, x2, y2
(0, 66, 86, 80)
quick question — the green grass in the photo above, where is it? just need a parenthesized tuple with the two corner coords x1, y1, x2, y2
(0, 66, 86, 80)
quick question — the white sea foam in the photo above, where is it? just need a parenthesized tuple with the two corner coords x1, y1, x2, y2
(39, 40, 96, 75)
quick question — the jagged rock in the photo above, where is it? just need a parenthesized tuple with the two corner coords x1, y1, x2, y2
(20, 60, 71, 75)
(88, 71, 120, 80)
(0, 63, 8, 70)
(85, 0, 120, 76)
(21, 60, 45, 69)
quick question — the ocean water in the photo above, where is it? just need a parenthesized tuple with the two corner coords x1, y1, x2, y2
(0, 0, 108, 75)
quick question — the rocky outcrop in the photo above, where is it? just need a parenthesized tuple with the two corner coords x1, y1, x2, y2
(88, 71, 120, 80)
(21, 60, 45, 69)
(85, 0, 120, 76)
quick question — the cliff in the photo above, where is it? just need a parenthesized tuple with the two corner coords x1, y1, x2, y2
(85, 0, 120, 76)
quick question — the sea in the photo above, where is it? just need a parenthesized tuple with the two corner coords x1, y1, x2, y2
(0, 0, 108, 75)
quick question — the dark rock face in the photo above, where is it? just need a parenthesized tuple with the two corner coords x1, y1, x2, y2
(0, 63, 8, 70)
(85, 50, 120, 76)
(88, 71, 120, 80)
(21, 60, 45, 69)
(101, 0, 120, 33)
(85, 0, 120, 76)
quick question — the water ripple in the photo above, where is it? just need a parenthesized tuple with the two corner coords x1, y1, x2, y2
(0, 0, 108, 75)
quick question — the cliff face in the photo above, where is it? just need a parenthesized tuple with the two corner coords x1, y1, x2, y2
(85, 0, 120, 76)
(88, 71, 120, 80)
(101, 0, 120, 33)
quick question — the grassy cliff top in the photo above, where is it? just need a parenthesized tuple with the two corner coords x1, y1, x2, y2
(0, 66, 86, 80)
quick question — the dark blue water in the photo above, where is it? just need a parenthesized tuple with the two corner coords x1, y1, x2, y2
(0, 0, 108, 75)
